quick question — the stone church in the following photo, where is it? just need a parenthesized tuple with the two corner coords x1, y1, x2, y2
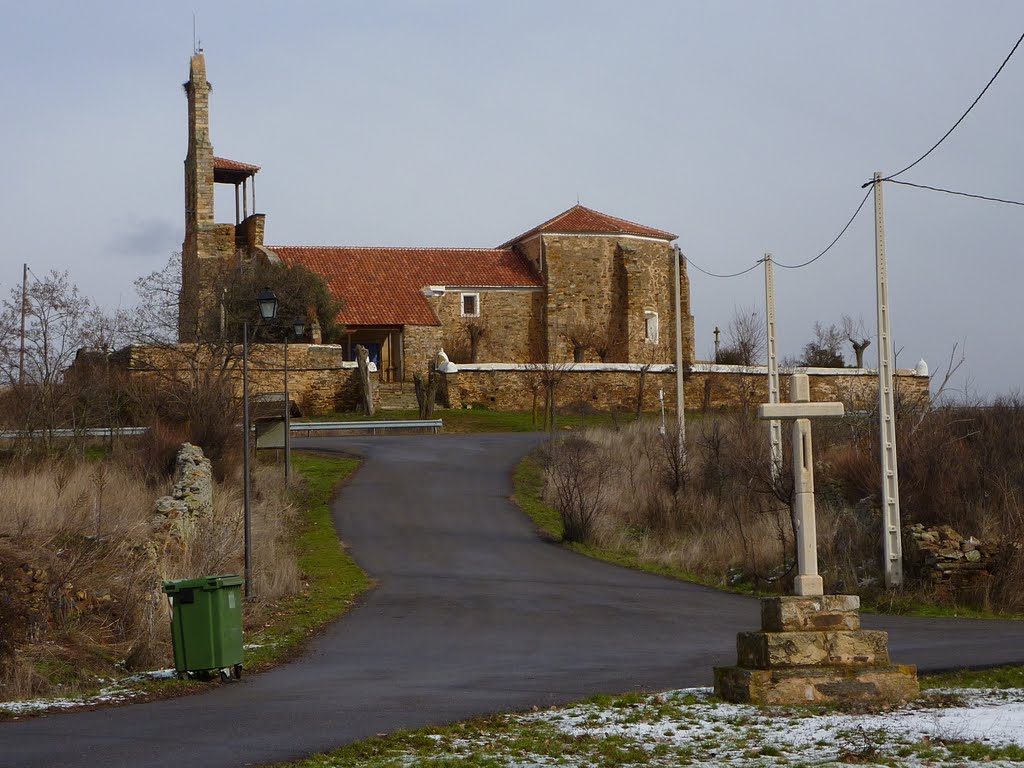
(180, 53, 696, 382)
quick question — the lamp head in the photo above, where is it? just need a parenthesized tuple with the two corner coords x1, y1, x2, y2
(257, 287, 278, 322)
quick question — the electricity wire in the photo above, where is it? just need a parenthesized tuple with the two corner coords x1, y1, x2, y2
(773, 186, 873, 269)
(886, 178, 1024, 207)
(684, 257, 762, 279)
(877, 29, 1024, 183)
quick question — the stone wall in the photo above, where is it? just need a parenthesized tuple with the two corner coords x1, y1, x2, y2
(540, 234, 695, 365)
(122, 343, 377, 415)
(402, 325, 444, 379)
(429, 288, 543, 365)
(441, 362, 929, 413)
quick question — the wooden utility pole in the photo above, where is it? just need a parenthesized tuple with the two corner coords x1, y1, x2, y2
(763, 254, 782, 482)
(873, 172, 903, 588)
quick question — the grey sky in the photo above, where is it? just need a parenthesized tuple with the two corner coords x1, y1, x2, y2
(3, 1, 1022, 397)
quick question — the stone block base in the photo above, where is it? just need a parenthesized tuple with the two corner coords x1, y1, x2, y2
(737, 629, 890, 668)
(761, 595, 860, 632)
(714, 664, 919, 706)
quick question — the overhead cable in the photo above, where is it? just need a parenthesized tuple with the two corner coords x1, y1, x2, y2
(875, 29, 1024, 183)
(684, 257, 762, 279)
(886, 178, 1024, 207)
(774, 187, 873, 269)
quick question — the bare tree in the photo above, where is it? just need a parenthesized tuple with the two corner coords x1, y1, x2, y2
(465, 320, 487, 363)
(560, 322, 594, 363)
(0, 270, 124, 447)
(717, 307, 765, 365)
(547, 435, 612, 543)
(794, 321, 846, 368)
(842, 315, 872, 368)
(413, 370, 440, 418)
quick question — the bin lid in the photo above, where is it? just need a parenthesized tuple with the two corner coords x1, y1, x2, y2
(161, 574, 244, 593)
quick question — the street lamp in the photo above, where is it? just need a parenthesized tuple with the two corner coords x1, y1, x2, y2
(283, 315, 306, 488)
(242, 286, 278, 599)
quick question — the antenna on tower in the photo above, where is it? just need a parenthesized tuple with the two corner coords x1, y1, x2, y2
(193, 12, 203, 54)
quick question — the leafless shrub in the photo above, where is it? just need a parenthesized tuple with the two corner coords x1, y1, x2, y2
(545, 436, 612, 543)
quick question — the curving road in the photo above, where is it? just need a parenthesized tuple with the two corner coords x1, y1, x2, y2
(3, 434, 1024, 768)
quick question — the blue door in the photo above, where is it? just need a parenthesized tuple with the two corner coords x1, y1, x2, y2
(363, 342, 382, 368)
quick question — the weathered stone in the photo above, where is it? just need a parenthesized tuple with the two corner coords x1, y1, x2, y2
(737, 630, 890, 669)
(714, 664, 919, 705)
(760, 595, 860, 632)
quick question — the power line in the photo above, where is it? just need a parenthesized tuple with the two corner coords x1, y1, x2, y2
(685, 257, 762, 279)
(886, 178, 1024, 207)
(774, 187, 873, 269)
(880, 29, 1024, 182)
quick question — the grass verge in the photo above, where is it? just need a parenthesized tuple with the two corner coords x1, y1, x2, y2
(512, 452, 736, 591)
(242, 452, 369, 669)
(514, 449, 1024, 618)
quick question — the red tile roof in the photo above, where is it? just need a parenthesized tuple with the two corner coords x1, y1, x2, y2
(500, 204, 677, 246)
(269, 247, 542, 327)
(213, 156, 260, 173)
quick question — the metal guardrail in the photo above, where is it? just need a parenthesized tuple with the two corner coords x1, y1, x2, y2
(0, 426, 150, 440)
(0, 420, 444, 440)
(290, 419, 443, 435)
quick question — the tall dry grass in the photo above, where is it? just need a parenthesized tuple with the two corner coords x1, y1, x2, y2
(542, 401, 1024, 611)
(0, 454, 302, 700)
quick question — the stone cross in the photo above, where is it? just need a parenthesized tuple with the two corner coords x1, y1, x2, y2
(757, 374, 844, 596)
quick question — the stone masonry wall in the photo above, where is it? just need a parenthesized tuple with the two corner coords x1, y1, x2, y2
(441, 363, 929, 413)
(123, 343, 376, 415)
(541, 234, 695, 365)
(429, 289, 543, 364)
(401, 325, 444, 379)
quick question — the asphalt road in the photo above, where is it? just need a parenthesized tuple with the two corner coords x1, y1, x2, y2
(3, 433, 1024, 768)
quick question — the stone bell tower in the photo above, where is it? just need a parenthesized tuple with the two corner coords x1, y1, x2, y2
(179, 53, 265, 342)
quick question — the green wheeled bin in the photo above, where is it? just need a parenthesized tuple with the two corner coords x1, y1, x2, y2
(162, 574, 244, 681)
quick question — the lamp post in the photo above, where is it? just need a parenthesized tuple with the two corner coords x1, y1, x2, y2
(242, 286, 278, 599)
(283, 316, 306, 488)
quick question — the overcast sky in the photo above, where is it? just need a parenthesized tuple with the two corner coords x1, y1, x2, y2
(3, 1, 1022, 397)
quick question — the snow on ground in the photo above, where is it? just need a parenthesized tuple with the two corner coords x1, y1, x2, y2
(4, 679, 1024, 765)
(525, 687, 1024, 766)
(0, 669, 178, 715)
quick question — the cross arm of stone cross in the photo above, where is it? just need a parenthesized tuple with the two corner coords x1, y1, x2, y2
(757, 402, 844, 420)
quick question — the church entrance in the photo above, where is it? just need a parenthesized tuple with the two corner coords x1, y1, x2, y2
(345, 327, 403, 382)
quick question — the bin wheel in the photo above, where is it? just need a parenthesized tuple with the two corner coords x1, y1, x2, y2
(219, 669, 231, 683)
(232, 664, 243, 680)
(176, 671, 188, 681)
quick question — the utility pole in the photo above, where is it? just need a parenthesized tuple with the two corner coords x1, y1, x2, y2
(873, 171, 903, 588)
(18, 263, 27, 386)
(672, 245, 686, 463)
(713, 326, 721, 362)
(764, 254, 782, 482)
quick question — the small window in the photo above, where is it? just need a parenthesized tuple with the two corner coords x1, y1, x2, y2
(644, 310, 659, 344)
(461, 292, 480, 317)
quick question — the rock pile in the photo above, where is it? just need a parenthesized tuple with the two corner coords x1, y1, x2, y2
(152, 443, 213, 540)
(904, 523, 992, 586)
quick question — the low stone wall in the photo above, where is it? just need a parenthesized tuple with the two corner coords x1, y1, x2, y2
(441, 363, 930, 413)
(120, 343, 378, 416)
(904, 524, 993, 585)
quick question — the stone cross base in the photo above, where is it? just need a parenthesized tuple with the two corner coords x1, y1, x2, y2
(713, 595, 919, 706)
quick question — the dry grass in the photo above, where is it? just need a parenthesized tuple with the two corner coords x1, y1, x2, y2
(542, 402, 1024, 611)
(0, 453, 302, 700)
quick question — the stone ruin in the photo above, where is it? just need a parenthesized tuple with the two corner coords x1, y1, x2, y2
(904, 523, 993, 592)
(152, 443, 214, 542)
